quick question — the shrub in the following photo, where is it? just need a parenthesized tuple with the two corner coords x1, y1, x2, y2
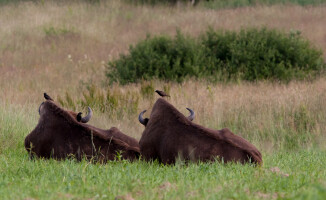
(123, 0, 191, 6)
(202, 28, 325, 82)
(107, 31, 206, 84)
(202, 0, 326, 10)
(106, 28, 325, 84)
(123, 0, 326, 8)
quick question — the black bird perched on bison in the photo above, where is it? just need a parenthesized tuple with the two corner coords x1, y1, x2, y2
(44, 92, 53, 101)
(155, 90, 170, 98)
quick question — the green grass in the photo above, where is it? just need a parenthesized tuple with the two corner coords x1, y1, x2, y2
(1, 147, 326, 199)
(1, 102, 326, 199)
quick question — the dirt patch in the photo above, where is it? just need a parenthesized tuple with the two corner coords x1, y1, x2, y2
(115, 194, 134, 200)
(159, 181, 177, 191)
(256, 191, 278, 199)
(270, 167, 289, 177)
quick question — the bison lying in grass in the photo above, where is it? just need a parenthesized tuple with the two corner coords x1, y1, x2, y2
(25, 93, 140, 162)
(138, 98, 262, 165)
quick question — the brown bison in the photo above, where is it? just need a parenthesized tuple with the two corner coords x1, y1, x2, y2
(25, 93, 140, 162)
(138, 98, 262, 165)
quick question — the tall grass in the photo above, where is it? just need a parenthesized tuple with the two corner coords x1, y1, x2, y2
(1, 92, 326, 199)
(0, 0, 325, 155)
(1, 101, 326, 199)
(1, 1, 326, 105)
(1, 0, 326, 149)
(9, 78, 325, 152)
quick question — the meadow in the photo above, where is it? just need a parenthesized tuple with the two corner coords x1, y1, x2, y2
(1, 0, 326, 199)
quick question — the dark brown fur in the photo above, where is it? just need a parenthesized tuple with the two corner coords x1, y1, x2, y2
(25, 100, 140, 162)
(139, 98, 262, 165)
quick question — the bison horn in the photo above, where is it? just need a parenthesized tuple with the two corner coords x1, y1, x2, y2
(78, 107, 93, 123)
(186, 108, 195, 121)
(138, 110, 149, 126)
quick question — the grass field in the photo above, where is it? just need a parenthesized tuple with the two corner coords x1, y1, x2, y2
(1, 0, 326, 199)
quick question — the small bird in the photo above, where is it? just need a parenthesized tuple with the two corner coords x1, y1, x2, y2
(44, 93, 54, 101)
(155, 90, 170, 98)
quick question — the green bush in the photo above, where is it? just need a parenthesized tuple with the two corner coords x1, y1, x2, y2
(122, 0, 326, 8)
(123, 0, 191, 6)
(106, 28, 325, 84)
(202, 0, 326, 10)
(107, 31, 206, 84)
(202, 28, 325, 81)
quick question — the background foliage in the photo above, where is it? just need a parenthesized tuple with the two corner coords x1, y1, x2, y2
(202, 0, 326, 9)
(123, 0, 326, 7)
(107, 28, 325, 84)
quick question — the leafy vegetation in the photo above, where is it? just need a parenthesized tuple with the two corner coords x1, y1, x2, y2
(43, 26, 78, 38)
(58, 85, 139, 119)
(202, 28, 325, 82)
(107, 28, 325, 84)
(202, 0, 326, 9)
(0, 0, 100, 5)
(0, 0, 28, 5)
(123, 0, 326, 7)
(1, 0, 325, 7)
(124, 0, 191, 6)
(107, 31, 206, 84)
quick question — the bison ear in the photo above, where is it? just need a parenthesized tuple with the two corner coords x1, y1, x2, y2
(133, 150, 141, 159)
(144, 118, 149, 126)
(127, 146, 141, 159)
(80, 107, 93, 123)
(76, 112, 82, 122)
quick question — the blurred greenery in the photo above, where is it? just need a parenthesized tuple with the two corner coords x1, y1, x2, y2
(107, 28, 325, 84)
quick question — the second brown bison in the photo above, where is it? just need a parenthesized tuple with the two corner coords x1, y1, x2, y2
(25, 94, 140, 162)
(138, 98, 262, 165)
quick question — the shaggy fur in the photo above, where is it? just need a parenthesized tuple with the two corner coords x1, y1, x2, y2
(25, 100, 140, 162)
(139, 98, 262, 165)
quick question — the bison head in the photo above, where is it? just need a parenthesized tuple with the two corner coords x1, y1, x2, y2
(138, 106, 195, 126)
(39, 93, 92, 123)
